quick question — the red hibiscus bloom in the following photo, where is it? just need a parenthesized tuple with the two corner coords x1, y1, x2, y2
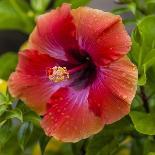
(8, 4, 138, 142)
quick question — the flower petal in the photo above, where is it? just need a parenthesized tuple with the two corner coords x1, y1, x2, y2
(88, 56, 138, 124)
(72, 7, 131, 66)
(29, 4, 78, 63)
(41, 87, 103, 142)
(8, 50, 60, 114)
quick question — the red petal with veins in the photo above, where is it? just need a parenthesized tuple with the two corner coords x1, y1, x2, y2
(8, 50, 60, 115)
(29, 4, 79, 63)
(88, 56, 138, 124)
(72, 7, 131, 66)
(41, 87, 103, 142)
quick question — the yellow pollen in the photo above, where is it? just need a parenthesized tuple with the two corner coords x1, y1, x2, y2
(49, 66, 69, 83)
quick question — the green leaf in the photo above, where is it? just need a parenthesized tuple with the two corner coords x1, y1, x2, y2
(138, 49, 155, 85)
(98, 139, 119, 155)
(112, 7, 130, 15)
(114, 0, 132, 4)
(0, 52, 18, 80)
(130, 111, 155, 135)
(0, 93, 10, 105)
(0, 121, 13, 149)
(0, 108, 23, 126)
(0, 104, 8, 116)
(128, 2, 137, 15)
(130, 15, 155, 85)
(5, 108, 23, 121)
(143, 139, 155, 155)
(132, 26, 143, 45)
(17, 122, 33, 150)
(148, 153, 155, 155)
(86, 134, 113, 155)
(145, 0, 155, 14)
(86, 117, 131, 155)
(123, 18, 136, 25)
(53, 0, 91, 8)
(130, 138, 143, 155)
(71, 140, 86, 155)
(0, 0, 34, 33)
(39, 133, 51, 155)
(23, 111, 41, 127)
(138, 63, 147, 85)
(30, 0, 51, 13)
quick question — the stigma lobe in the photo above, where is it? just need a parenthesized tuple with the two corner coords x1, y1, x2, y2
(47, 66, 69, 83)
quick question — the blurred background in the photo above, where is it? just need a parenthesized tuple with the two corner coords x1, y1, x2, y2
(0, 0, 120, 55)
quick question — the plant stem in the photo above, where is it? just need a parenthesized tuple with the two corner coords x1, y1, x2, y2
(140, 86, 149, 113)
(80, 143, 86, 155)
(80, 139, 88, 155)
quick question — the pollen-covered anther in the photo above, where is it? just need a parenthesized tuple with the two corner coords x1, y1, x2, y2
(48, 66, 69, 83)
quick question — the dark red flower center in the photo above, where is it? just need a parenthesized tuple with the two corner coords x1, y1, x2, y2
(46, 51, 97, 89)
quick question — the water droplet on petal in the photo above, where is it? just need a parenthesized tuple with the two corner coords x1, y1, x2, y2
(132, 66, 136, 71)
(123, 95, 127, 100)
(66, 115, 70, 118)
(97, 103, 101, 107)
(60, 97, 63, 101)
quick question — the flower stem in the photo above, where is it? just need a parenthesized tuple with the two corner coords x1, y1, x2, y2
(80, 140, 88, 155)
(140, 86, 149, 113)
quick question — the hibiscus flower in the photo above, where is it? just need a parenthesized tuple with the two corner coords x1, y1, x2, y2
(8, 4, 138, 142)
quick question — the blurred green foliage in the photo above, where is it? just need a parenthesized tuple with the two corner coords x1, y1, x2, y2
(0, 0, 34, 33)
(53, 0, 91, 8)
(0, 52, 18, 80)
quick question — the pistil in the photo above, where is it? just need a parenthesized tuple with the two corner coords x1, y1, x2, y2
(47, 63, 88, 83)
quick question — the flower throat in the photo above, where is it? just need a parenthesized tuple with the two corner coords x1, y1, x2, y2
(46, 63, 88, 83)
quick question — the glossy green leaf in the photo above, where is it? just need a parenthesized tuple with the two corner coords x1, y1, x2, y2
(39, 133, 51, 155)
(139, 49, 155, 85)
(53, 0, 91, 8)
(128, 2, 137, 15)
(0, 121, 13, 149)
(0, 108, 23, 126)
(23, 111, 40, 127)
(5, 108, 23, 121)
(130, 15, 155, 85)
(145, 0, 155, 14)
(130, 111, 155, 135)
(0, 52, 18, 80)
(138, 63, 147, 85)
(112, 7, 130, 15)
(0, 93, 10, 105)
(17, 122, 33, 150)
